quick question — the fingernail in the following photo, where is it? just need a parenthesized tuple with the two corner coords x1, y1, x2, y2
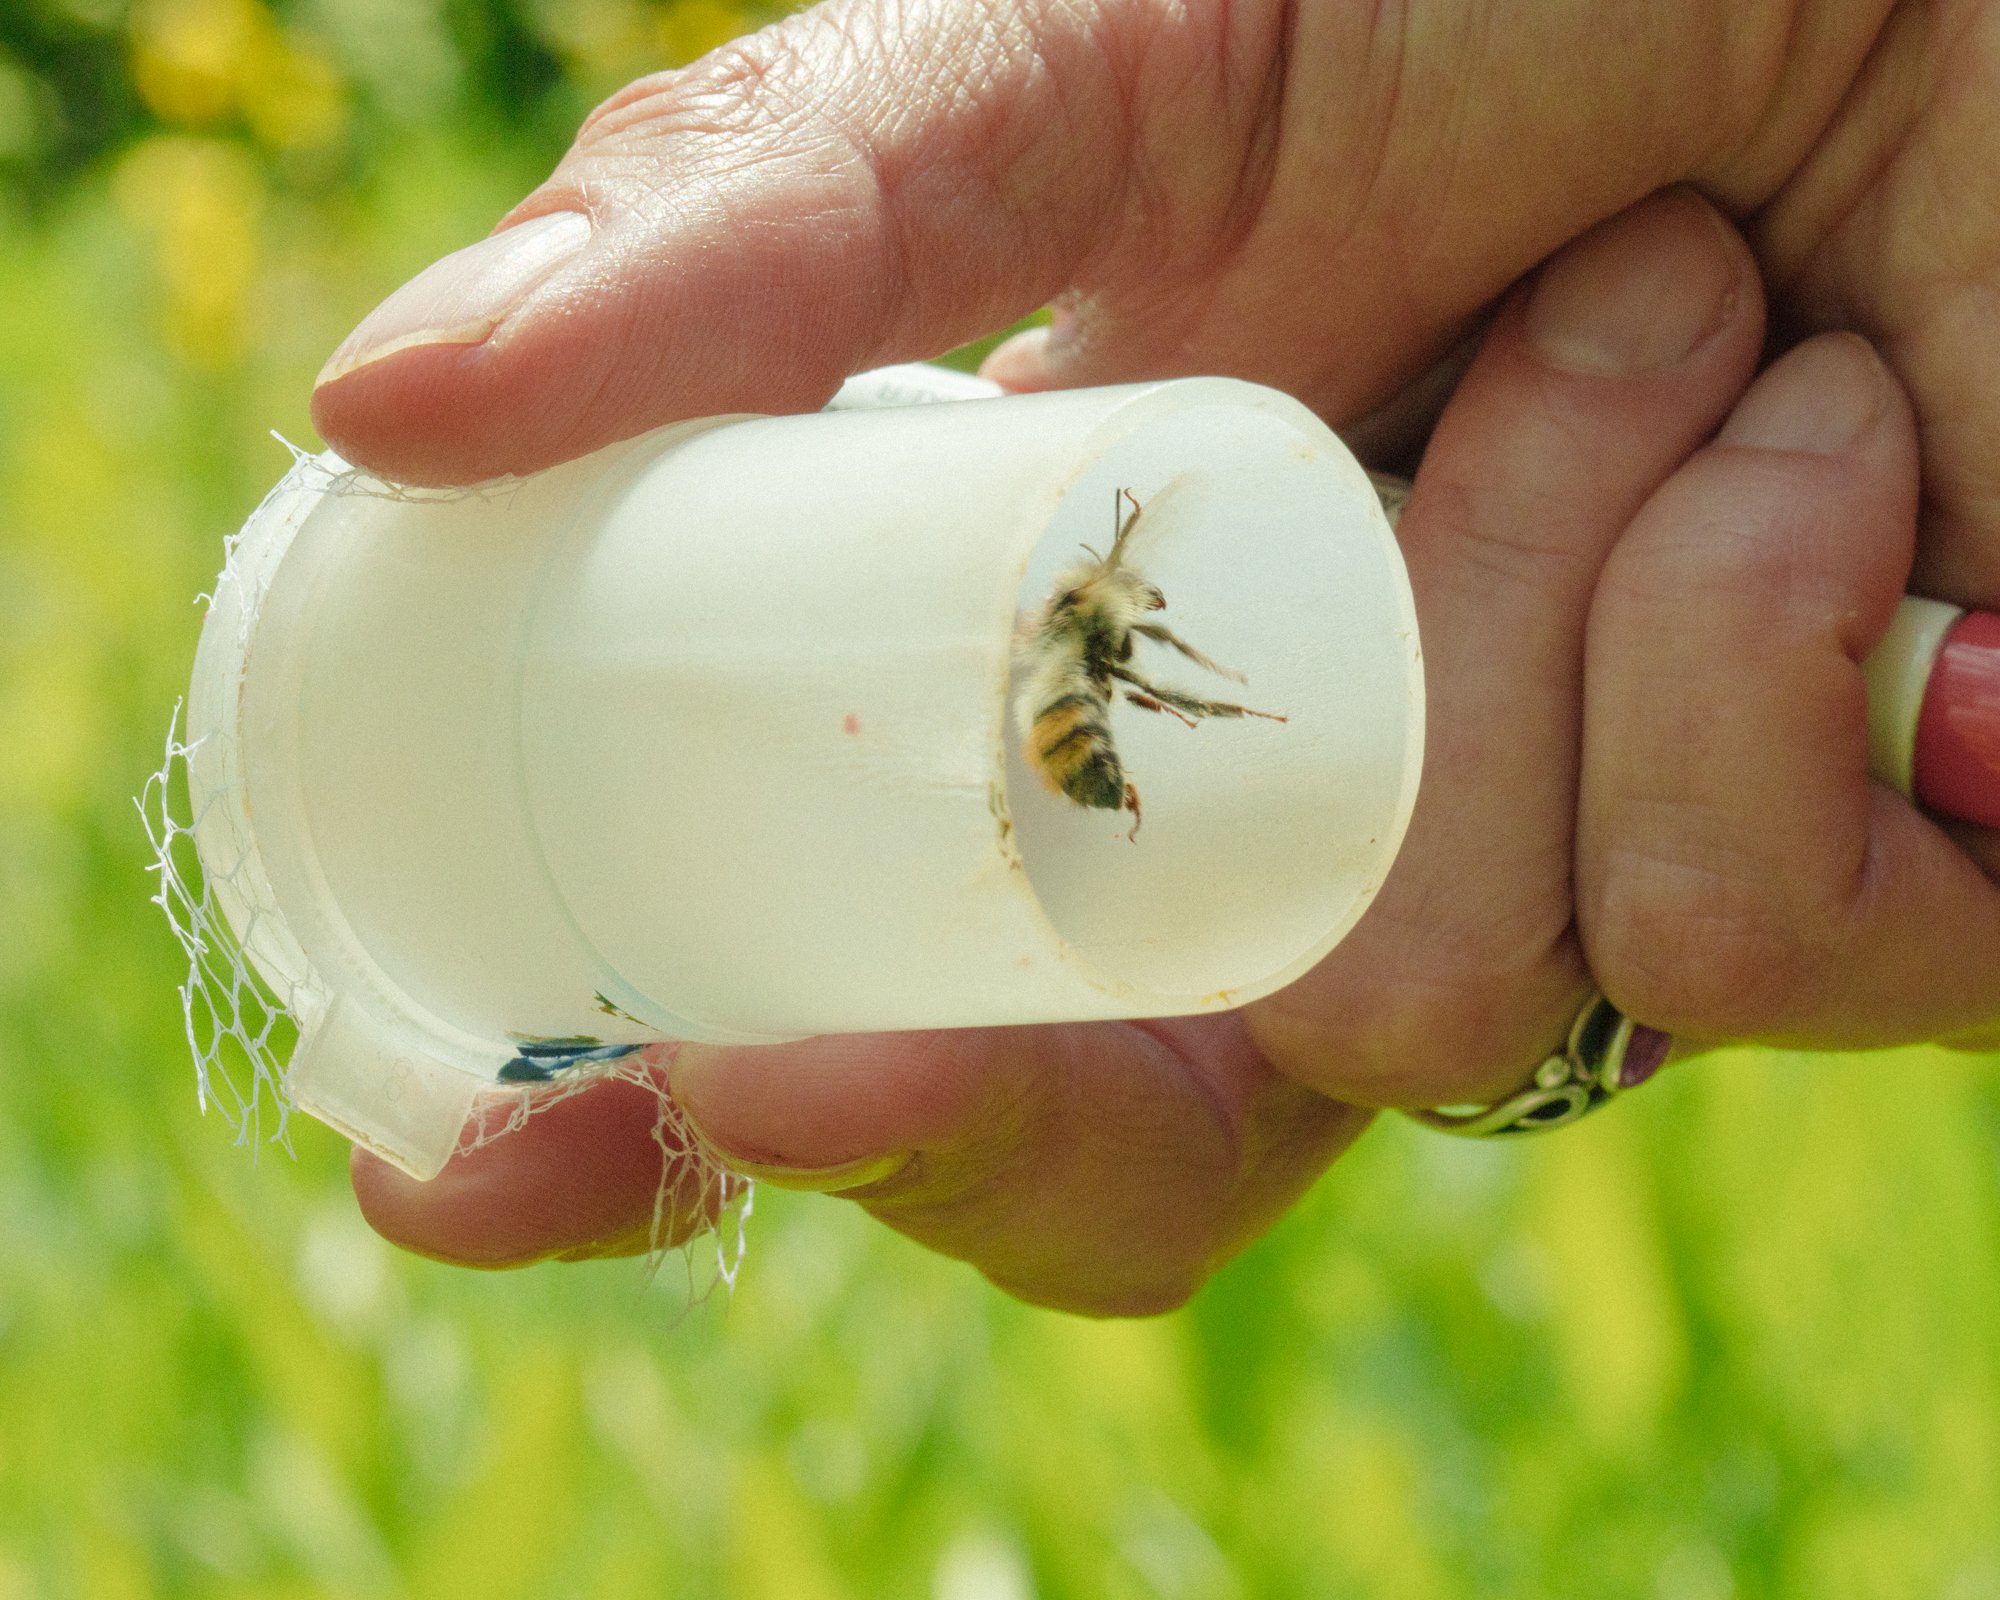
(719, 1149, 914, 1194)
(316, 210, 592, 387)
(1717, 332, 1887, 456)
(1525, 193, 1739, 376)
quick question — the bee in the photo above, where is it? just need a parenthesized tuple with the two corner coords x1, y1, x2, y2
(1013, 487, 1285, 839)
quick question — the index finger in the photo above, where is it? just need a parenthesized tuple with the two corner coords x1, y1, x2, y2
(352, 1018, 1368, 1316)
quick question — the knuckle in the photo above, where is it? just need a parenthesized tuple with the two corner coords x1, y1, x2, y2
(1604, 457, 1820, 615)
(1417, 474, 1597, 588)
(1250, 941, 1584, 1110)
(1314, 1005, 1520, 1108)
(1583, 839, 1814, 1035)
(574, 22, 830, 157)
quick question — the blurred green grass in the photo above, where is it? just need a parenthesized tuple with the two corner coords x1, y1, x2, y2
(2, 4, 1999, 1597)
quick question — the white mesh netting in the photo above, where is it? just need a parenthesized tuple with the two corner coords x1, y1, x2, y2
(141, 437, 751, 1296)
(141, 699, 304, 1152)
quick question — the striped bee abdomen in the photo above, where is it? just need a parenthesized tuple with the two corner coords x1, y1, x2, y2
(1027, 690, 1127, 810)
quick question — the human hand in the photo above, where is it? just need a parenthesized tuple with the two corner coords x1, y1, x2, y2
(311, 0, 2000, 597)
(349, 190, 2000, 1311)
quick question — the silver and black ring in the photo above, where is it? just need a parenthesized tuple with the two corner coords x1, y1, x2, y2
(1407, 992, 1674, 1138)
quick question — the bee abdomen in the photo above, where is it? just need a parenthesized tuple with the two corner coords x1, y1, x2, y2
(1028, 694, 1126, 810)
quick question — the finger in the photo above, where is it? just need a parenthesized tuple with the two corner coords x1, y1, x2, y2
(1752, 15, 2000, 610)
(1246, 189, 1765, 1108)
(308, 0, 1833, 487)
(1580, 333, 2000, 1044)
(979, 4, 1853, 410)
(350, 1069, 721, 1267)
(311, 0, 1284, 484)
(353, 1016, 1368, 1314)
(664, 1018, 1367, 1315)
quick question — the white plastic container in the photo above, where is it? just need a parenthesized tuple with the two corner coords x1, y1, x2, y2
(183, 370, 1424, 1177)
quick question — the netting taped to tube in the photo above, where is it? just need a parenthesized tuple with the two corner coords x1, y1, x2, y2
(141, 438, 751, 1295)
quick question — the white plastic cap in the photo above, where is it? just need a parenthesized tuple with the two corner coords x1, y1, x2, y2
(187, 373, 1424, 1177)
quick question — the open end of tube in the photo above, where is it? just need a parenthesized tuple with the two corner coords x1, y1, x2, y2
(1000, 425, 1414, 1004)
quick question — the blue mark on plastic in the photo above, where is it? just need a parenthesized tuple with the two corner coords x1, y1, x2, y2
(498, 1037, 645, 1084)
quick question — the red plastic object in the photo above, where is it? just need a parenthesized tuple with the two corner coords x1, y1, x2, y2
(1914, 610, 2000, 830)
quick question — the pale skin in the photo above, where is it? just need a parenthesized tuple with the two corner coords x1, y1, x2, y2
(317, 0, 2000, 1313)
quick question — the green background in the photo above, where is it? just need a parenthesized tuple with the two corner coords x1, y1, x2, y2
(3, 3, 1998, 1595)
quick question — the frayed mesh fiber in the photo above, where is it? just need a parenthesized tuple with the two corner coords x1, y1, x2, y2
(457, 1045, 753, 1296)
(141, 701, 304, 1155)
(144, 438, 751, 1295)
(138, 436, 337, 1156)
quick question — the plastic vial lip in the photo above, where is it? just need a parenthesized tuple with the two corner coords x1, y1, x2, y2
(1914, 609, 2000, 830)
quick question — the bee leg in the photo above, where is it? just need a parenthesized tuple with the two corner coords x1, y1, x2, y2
(1122, 688, 1199, 729)
(1132, 623, 1247, 684)
(1104, 487, 1145, 571)
(1123, 782, 1142, 841)
(1111, 667, 1287, 724)
(1199, 697, 1286, 723)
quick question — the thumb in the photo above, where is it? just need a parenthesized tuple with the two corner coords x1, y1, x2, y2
(309, 0, 1267, 484)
